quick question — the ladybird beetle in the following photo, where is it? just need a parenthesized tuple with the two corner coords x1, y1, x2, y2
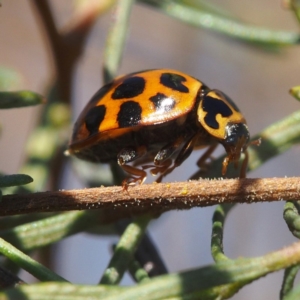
(68, 69, 252, 186)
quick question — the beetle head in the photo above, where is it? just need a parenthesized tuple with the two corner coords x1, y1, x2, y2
(221, 122, 250, 175)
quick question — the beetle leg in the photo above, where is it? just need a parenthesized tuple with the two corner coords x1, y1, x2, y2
(196, 144, 218, 172)
(155, 133, 200, 183)
(239, 149, 249, 179)
(154, 136, 185, 165)
(174, 134, 200, 166)
(222, 149, 250, 178)
(141, 136, 185, 180)
(148, 159, 173, 176)
(117, 146, 147, 187)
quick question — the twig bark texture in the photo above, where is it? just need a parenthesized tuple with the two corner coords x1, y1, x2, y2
(1, 177, 300, 221)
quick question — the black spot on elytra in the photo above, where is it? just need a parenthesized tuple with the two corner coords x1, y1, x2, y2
(112, 76, 145, 99)
(117, 101, 142, 128)
(218, 90, 240, 112)
(88, 82, 114, 105)
(202, 96, 233, 129)
(160, 73, 189, 93)
(85, 105, 106, 135)
(149, 93, 175, 112)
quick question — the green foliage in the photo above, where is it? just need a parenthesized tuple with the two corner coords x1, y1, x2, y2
(0, 174, 33, 188)
(0, 91, 45, 109)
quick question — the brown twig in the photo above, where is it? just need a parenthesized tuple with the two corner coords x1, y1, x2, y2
(31, 0, 111, 103)
(1, 177, 300, 221)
